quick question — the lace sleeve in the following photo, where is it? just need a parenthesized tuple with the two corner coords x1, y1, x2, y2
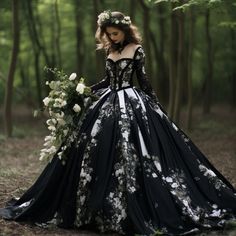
(90, 73, 110, 92)
(134, 47, 159, 102)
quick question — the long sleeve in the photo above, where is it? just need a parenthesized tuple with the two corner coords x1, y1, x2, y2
(134, 47, 159, 103)
(90, 74, 110, 93)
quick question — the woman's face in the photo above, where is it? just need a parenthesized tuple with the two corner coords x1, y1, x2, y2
(106, 26, 125, 44)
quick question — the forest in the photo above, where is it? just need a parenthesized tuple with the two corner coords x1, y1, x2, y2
(0, 0, 236, 235)
(0, 0, 236, 137)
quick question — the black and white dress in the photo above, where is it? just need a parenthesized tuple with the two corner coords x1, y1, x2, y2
(0, 46, 236, 236)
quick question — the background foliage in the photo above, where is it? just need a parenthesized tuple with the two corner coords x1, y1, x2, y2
(0, 0, 236, 135)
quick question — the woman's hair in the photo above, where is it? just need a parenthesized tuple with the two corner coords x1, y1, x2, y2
(95, 11, 142, 53)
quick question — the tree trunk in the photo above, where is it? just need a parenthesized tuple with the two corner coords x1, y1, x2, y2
(149, 31, 161, 91)
(34, 5, 54, 86)
(138, 0, 153, 79)
(187, 9, 195, 130)
(19, 60, 34, 107)
(74, 0, 84, 77)
(173, 9, 185, 124)
(24, 0, 43, 108)
(129, 0, 137, 21)
(157, 3, 168, 103)
(50, 3, 56, 71)
(168, 3, 178, 117)
(34, 6, 52, 68)
(54, 0, 62, 68)
(230, 29, 236, 107)
(4, 0, 20, 137)
(92, 0, 104, 79)
(203, 8, 213, 114)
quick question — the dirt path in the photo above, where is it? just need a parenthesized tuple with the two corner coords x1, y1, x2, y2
(0, 105, 236, 236)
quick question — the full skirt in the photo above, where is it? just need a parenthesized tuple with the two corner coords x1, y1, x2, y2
(0, 87, 236, 235)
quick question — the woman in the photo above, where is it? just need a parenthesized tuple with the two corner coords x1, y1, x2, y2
(0, 10, 236, 236)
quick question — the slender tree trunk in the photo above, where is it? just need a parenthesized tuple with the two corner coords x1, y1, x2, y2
(74, 0, 84, 77)
(34, 51, 42, 106)
(50, 3, 56, 71)
(4, 0, 20, 137)
(187, 9, 195, 130)
(129, 0, 137, 21)
(230, 29, 236, 107)
(34, 6, 51, 68)
(138, 0, 153, 79)
(168, 3, 178, 117)
(19, 60, 33, 107)
(34, 5, 54, 86)
(93, 0, 104, 78)
(149, 31, 161, 91)
(203, 8, 213, 114)
(173, 9, 185, 124)
(157, 3, 168, 103)
(54, 0, 62, 68)
(24, 0, 43, 108)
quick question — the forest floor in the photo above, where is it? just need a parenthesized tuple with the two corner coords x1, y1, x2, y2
(0, 104, 236, 236)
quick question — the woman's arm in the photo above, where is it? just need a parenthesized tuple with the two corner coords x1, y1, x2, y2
(134, 47, 159, 103)
(90, 74, 110, 92)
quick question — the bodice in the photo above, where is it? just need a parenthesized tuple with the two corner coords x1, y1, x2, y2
(91, 46, 158, 102)
(105, 58, 135, 90)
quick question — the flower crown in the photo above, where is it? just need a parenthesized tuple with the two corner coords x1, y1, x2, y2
(97, 10, 131, 27)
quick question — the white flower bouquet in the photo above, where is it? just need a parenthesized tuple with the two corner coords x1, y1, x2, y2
(39, 67, 97, 163)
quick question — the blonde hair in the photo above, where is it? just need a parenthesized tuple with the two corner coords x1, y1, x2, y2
(95, 11, 142, 53)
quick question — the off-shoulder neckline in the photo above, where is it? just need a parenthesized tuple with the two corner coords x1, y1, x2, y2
(106, 46, 142, 63)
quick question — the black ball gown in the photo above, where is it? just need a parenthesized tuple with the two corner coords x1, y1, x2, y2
(0, 46, 236, 236)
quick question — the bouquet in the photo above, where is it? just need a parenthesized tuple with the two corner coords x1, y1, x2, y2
(39, 67, 96, 163)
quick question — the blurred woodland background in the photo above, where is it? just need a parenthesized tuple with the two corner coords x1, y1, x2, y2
(0, 0, 236, 136)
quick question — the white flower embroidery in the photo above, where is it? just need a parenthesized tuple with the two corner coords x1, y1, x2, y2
(171, 183, 179, 188)
(210, 209, 221, 217)
(152, 173, 157, 178)
(165, 177, 173, 183)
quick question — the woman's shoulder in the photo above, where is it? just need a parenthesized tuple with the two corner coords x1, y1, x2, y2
(126, 43, 143, 58)
(128, 44, 144, 60)
(129, 43, 142, 51)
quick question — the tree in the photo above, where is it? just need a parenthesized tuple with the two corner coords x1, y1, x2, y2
(230, 29, 236, 107)
(138, 0, 154, 79)
(74, 0, 85, 77)
(156, 3, 169, 103)
(23, 0, 43, 108)
(53, 0, 62, 68)
(202, 8, 213, 114)
(4, 0, 20, 137)
(92, 0, 105, 79)
(173, 6, 185, 123)
(168, 2, 178, 117)
(187, 8, 195, 130)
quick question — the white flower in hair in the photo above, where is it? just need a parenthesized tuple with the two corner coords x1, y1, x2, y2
(123, 16, 131, 24)
(97, 10, 132, 26)
(97, 11, 111, 26)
